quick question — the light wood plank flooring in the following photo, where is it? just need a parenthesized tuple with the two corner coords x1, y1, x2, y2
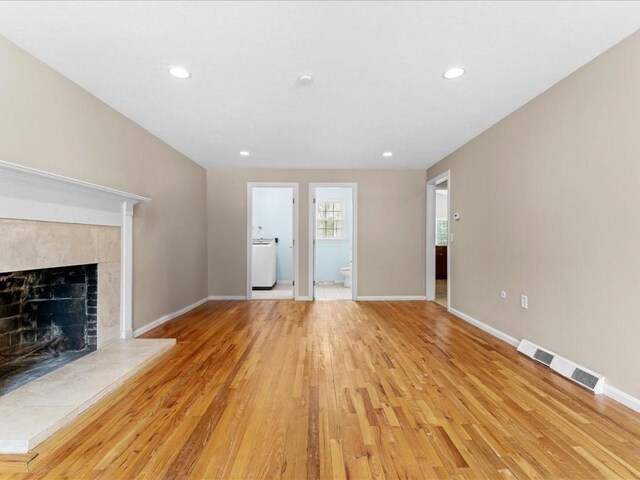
(2, 300, 640, 479)
(435, 279, 447, 307)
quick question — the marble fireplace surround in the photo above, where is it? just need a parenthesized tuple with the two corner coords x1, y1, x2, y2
(0, 160, 175, 454)
(0, 219, 121, 347)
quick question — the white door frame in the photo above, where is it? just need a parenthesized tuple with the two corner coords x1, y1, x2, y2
(308, 183, 358, 300)
(247, 182, 299, 300)
(426, 171, 451, 307)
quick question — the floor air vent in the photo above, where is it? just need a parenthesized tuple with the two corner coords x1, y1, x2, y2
(571, 368, 600, 390)
(532, 348, 554, 366)
(517, 339, 605, 394)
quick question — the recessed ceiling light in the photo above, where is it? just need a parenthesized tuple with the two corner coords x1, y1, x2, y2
(168, 66, 191, 79)
(382, 151, 393, 157)
(239, 150, 250, 157)
(443, 66, 465, 80)
(298, 74, 314, 85)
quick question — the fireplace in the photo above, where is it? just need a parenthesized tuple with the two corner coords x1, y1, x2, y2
(0, 263, 98, 395)
(0, 160, 155, 454)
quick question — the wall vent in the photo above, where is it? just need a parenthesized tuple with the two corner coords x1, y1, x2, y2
(532, 348, 554, 366)
(571, 368, 600, 390)
(517, 339, 605, 394)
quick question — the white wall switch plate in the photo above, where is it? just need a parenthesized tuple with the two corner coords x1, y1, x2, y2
(520, 294, 528, 309)
(500, 290, 507, 300)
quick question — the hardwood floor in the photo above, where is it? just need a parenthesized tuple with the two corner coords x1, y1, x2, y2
(435, 279, 447, 307)
(3, 300, 640, 479)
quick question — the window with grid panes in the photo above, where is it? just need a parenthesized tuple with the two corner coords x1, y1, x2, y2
(436, 219, 448, 246)
(316, 200, 344, 240)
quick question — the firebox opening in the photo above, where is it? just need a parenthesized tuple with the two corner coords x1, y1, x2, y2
(0, 263, 98, 396)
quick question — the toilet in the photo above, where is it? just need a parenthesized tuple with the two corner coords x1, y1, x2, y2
(339, 261, 352, 288)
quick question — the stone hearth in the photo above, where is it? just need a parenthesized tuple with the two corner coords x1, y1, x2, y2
(0, 338, 175, 454)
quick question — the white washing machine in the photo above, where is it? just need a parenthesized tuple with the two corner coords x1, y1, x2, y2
(252, 239, 277, 289)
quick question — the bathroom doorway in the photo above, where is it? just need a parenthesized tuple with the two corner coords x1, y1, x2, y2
(247, 183, 299, 300)
(309, 183, 357, 301)
(426, 171, 450, 308)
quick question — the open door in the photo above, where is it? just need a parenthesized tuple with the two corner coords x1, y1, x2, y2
(426, 172, 450, 308)
(247, 183, 299, 300)
(309, 183, 357, 301)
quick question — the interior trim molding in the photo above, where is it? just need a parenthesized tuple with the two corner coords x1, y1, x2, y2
(357, 296, 427, 301)
(0, 159, 150, 227)
(133, 297, 208, 337)
(247, 182, 300, 301)
(308, 182, 358, 301)
(295, 296, 313, 301)
(207, 295, 247, 300)
(426, 170, 451, 305)
(448, 307, 519, 347)
(604, 384, 640, 413)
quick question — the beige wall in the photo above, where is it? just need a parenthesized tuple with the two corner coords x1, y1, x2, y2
(0, 35, 208, 330)
(428, 33, 640, 398)
(207, 169, 426, 298)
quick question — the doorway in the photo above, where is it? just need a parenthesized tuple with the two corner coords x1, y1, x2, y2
(309, 183, 357, 301)
(426, 172, 450, 308)
(247, 183, 299, 300)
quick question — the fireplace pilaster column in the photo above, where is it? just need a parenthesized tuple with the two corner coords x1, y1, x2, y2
(120, 201, 134, 339)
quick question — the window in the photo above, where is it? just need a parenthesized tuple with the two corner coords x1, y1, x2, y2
(436, 219, 448, 246)
(316, 200, 344, 240)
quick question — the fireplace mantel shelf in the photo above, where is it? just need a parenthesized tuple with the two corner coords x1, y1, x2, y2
(0, 159, 150, 226)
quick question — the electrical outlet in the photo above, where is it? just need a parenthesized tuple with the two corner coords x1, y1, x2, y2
(520, 295, 528, 309)
(500, 290, 507, 300)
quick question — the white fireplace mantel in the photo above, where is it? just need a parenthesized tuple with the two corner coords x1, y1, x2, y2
(0, 159, 150, 339)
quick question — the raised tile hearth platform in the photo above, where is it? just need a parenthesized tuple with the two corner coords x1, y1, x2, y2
(0, 338, 175, 454)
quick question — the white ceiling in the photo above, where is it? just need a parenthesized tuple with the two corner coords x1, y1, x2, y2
(0, 1, 639, 170)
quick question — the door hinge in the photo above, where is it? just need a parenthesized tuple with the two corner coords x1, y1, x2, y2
(313, 280, 316, 286)
(293, 239, 295, 246)
(313, 239, 316, 246)
(313, 198, 316, 204)
(292, 280, 295, 286)
(292, 198, 295, 204)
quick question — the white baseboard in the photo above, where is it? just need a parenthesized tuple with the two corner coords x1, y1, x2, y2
(604, 384, 640, 413)
(448, 307, 640, 413)
(356, 296, 427, 301)
(277, 280, 293, 285)
(448, 307, 519, 347)
(133, 297, 208, 337)
(207, 294, 424, 302)
(210, 294, 312, 301)
(208, 295, 247, 300)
